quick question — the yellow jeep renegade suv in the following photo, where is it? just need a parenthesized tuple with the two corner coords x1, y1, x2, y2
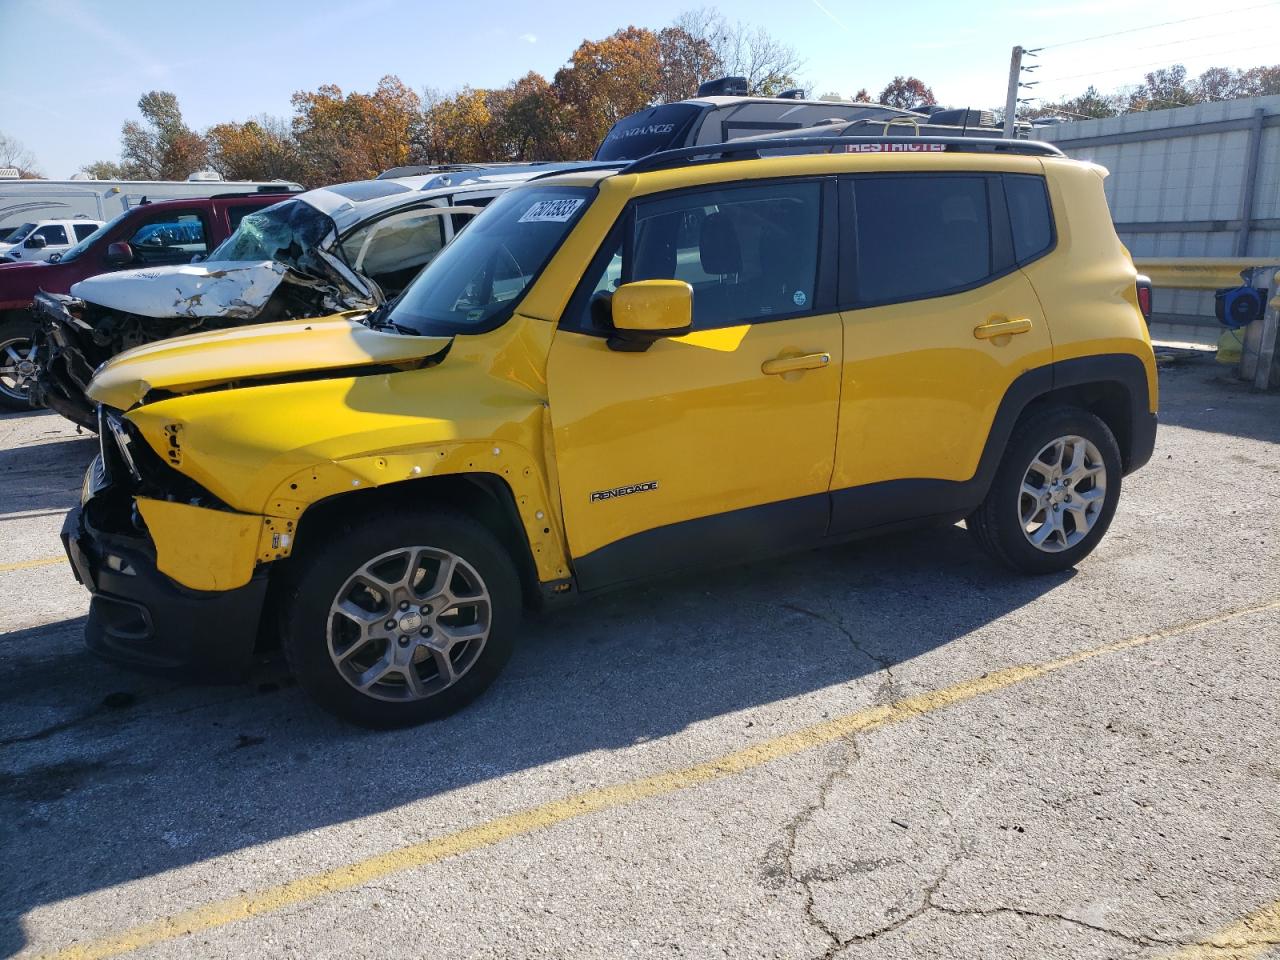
(64, 137, 1157, 727)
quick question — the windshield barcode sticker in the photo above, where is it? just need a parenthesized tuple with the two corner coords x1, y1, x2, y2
(518, 198, 585, 223)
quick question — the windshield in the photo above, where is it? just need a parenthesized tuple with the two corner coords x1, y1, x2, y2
(207, 199, 336, 273)
(387, 186, 593, 336)
(1, 222, 35, 244)
(594, 103, 703, 161)
(57, 209, 131, 263)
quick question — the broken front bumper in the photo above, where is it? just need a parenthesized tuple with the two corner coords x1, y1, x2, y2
(62, 476, 270, 681)
(31, 292, 99, 429)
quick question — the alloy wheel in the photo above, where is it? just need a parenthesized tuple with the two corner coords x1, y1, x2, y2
(0, 335, 38, 404)
(327, 546, 492, 702)
(1018, 434, 1107, 553)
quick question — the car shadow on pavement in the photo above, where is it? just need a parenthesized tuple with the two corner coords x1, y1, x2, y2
(0, 523, 1071, 956)
(0, 429, 95, 515)
(1156, 361, 1280, 445)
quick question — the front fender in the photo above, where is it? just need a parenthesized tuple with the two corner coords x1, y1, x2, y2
(125, 316, 572, 584)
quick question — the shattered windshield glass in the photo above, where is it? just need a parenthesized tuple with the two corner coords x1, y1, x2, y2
(207, 199, 336, 275)
(387, 186, 593, 337)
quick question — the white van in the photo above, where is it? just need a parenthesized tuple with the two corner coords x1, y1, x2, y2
(0, 218, 104, 262)
(0, 172, 304, 236)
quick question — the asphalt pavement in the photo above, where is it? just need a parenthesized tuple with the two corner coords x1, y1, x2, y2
(1, 351, 1277, 960)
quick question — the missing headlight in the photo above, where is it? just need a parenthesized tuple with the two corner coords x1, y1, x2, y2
(101, 407, 142, 482)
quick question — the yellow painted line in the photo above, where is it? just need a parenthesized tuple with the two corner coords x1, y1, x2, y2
(1159, 898, 1280, 958)
(0, 555, 65, 573)
(36, 596, 1280, 960)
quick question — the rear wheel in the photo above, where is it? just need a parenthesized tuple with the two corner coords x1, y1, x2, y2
(282, 508, 522, 728)
(967, 405, 1122, 574)
(0, 318, 40, 411)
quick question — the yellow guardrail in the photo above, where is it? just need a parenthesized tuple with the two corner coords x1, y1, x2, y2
(1133, 257, 1280, 291)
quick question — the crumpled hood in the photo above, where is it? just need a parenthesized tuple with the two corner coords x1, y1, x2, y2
(87, 314, 452, 410)
(70, 261, 291, 320)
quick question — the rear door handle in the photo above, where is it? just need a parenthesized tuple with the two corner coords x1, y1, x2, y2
(974, 318, 1033, 340)
(761, 352, 831, 375)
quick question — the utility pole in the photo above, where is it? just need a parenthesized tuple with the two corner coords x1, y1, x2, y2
(1003, 46, 1023, 139)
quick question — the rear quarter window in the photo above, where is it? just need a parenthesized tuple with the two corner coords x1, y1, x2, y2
(1004, 174, 1054, 264)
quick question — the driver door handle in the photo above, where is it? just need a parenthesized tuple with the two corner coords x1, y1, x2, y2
(974, 318, 1033, 339)
(761, 352, 831, 375)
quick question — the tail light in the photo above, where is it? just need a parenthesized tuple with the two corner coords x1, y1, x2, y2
(1135, 276, 1152, 322)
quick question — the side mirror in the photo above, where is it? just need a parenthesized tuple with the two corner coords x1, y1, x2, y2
(105, 241, 134, 266)
(25, 235, 47, 250)
(604, 279, 693, 352)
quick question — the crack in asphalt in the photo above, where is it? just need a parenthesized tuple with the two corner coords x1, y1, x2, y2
(778, 602, 900, 703)
(773, 738, 861, 959)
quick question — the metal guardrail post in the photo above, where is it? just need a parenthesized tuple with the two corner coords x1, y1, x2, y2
(1251, 272, 1280, 390)
(1235, 108, 1266, 258)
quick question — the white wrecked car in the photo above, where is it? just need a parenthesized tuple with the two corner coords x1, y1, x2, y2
(33, 163, 578, 427)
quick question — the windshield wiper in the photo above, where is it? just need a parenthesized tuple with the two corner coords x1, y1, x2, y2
(361, 302, 421, 337)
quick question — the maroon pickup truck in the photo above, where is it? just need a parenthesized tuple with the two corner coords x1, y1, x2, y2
(0, 191, 299, 410)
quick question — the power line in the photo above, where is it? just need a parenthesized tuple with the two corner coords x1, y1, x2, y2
(1038, 42, 1277, 85)
(1128, 28, 1243, 53)
(1033, 1, 1280, 51)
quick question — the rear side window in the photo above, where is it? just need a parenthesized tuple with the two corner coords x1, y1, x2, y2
(72, 223, 99, 241)
(1004, 174, 1054, 263)
(848, 175, 992, 305)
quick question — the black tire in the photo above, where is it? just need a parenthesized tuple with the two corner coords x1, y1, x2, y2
(0, 317, 40, 412)
(967, 405, 1123, 574)
(281, 507, 522, 728)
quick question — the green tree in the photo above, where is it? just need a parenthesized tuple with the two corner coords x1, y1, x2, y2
(117, 91, 209, 179)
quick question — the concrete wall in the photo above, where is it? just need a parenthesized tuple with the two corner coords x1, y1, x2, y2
(1036, 96, 1280, 333)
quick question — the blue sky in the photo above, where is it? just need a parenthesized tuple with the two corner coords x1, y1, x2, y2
(2, 0, 1276, 177)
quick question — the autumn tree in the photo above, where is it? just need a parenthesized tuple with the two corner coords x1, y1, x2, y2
(422, 86, 506, 163)
(655, 25, 722, 103)
(291, 76, 425, 184)
(1192, 65, 1280, 101)
(497, 73, 571, 160)
(1024, 85, 1125, 120)
(206, 115, 305, 183)
(853, 88, 872, 103)
(674, 8, 803, 95)
(109, 91, 209, 179)
(553, 27, 665, 154)
(0, 132, 41, 178)
(876, 77, 936, 110)
(1129, 65, 1197, 111)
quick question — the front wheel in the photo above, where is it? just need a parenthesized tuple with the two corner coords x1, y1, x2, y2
(0, 318, 41, 411)
(282, 508, 522, 728)
(967, 406, 1122, 574)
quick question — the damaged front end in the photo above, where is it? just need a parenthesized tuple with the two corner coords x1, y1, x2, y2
(33, 198, 378, 429)
(63, 405, 277, 679)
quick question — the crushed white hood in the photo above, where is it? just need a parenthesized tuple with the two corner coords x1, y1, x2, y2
(70, 261, 290, 320)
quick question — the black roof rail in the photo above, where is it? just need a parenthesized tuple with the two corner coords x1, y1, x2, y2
(208, 188, 303, 199)
(525, 160, 629, 182)
(620, 136, 1064, 175)
(376, 161, 573, 180)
